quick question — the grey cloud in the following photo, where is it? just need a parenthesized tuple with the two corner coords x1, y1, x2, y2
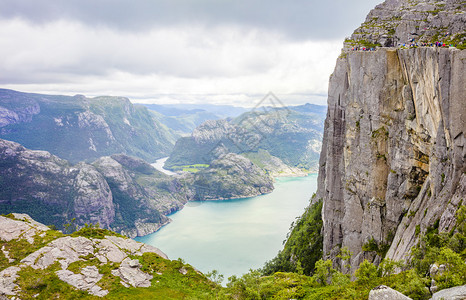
(1, 0, 382, 39)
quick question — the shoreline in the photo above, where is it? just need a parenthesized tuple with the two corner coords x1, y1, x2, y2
(138, 174, 317, 237)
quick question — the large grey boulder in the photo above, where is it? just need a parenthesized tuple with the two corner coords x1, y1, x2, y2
(430, 285, 466, 300)
(111, 257, 153, 288)
(369, 285, 412, 300)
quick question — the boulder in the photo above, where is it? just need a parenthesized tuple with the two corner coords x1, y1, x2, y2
(369, 285, 412, 300)
(111, 258, 153, 288)
(430, 285, 466, 300)
(56, 266, 108, 297)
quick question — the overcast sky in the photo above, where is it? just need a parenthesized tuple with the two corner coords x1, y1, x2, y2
(0, 0, 382, 107)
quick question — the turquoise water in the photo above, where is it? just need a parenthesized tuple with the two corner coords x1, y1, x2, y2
(136, 175, 317, 280)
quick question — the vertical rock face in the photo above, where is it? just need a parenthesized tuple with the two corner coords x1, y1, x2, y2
(318, 46, 465, 269)
(72, 163, 115, 229)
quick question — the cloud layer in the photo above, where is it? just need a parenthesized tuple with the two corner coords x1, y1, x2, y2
(0, 0, 382, 106)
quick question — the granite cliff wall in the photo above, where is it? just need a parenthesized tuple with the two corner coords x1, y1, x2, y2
(317, 46, 465, 270)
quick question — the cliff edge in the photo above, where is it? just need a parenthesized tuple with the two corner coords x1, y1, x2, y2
(317, 0, 465, 270)
(318, 46, 465, 269)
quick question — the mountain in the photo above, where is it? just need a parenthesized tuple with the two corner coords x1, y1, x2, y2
(316, 0, 465, 270)
(144, 103, 249, 119)
(264, 0, 465, 280)
(165, 105, 326, 172)
(148, 109, 221, 136)
(140, 103, 249, 136)
(0, 89, 178, 164)
(0, 214, 219, 299)
(0, 138, 191, 238)
(0, 138, 275, 236)
(183, 153, 274, 200)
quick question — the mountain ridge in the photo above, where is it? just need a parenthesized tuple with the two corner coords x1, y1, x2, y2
(0, 89, 178, 164)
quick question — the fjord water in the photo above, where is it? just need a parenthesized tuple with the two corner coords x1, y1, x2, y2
(136, 174, 317, 281)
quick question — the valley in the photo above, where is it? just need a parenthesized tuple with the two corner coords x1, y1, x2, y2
(136, 175, 318, 282)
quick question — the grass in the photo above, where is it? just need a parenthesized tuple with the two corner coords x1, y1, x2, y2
(2, 223, 221, 299)
(16, 262, 94, 299)
(0, 229, 64, 270)
(171, 164, 210, 173)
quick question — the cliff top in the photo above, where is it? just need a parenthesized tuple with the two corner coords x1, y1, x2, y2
(0, 213, 218, 298)
(344, 0, 465, 50)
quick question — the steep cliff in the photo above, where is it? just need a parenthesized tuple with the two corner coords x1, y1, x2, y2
(0, 138, 115, 229)
(317, 1, 465, 270)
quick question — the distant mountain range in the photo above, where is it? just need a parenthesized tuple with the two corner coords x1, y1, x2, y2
(140, 103, 249, 136)
(165, 104, 326, 172)
(0, 89, 177, 164)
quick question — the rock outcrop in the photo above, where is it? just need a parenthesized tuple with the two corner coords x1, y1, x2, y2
(0, 214, 169, 297)
(430, 284, 466, 300)
(343, 0, 465, 49)
(316, 0, 465, 270)
(369, 285, 412, 300)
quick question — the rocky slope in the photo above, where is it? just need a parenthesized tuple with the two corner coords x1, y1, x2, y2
(0, 214, 217, 299)
(0, 89, 177, 164)
(165, 104, 325, 172)
(183, 153, 274, 200)
(316, 0, 465, 270)
(343, 0, 465, 49)
(0, 138, 115, 230)
(0, 138, 190, 238)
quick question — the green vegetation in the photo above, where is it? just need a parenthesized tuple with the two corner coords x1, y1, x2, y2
(108, 252, 219, 299)
(3, 205, 465, 299)
(411, 206, 466, 290)
(219, 205, 466, 299)
(70, 223, 124, 239)
(261, 198, 323, 276)
(16, 263, 91, 299)
(371, 126, 389, 139)
(171, 164, 209, 173)
(344, 38, 382, 49)
(0, 227, 64, 269)
(1, 224, 220, 299)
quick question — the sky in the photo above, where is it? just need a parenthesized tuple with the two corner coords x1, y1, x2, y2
(0, 0, 382, 107)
